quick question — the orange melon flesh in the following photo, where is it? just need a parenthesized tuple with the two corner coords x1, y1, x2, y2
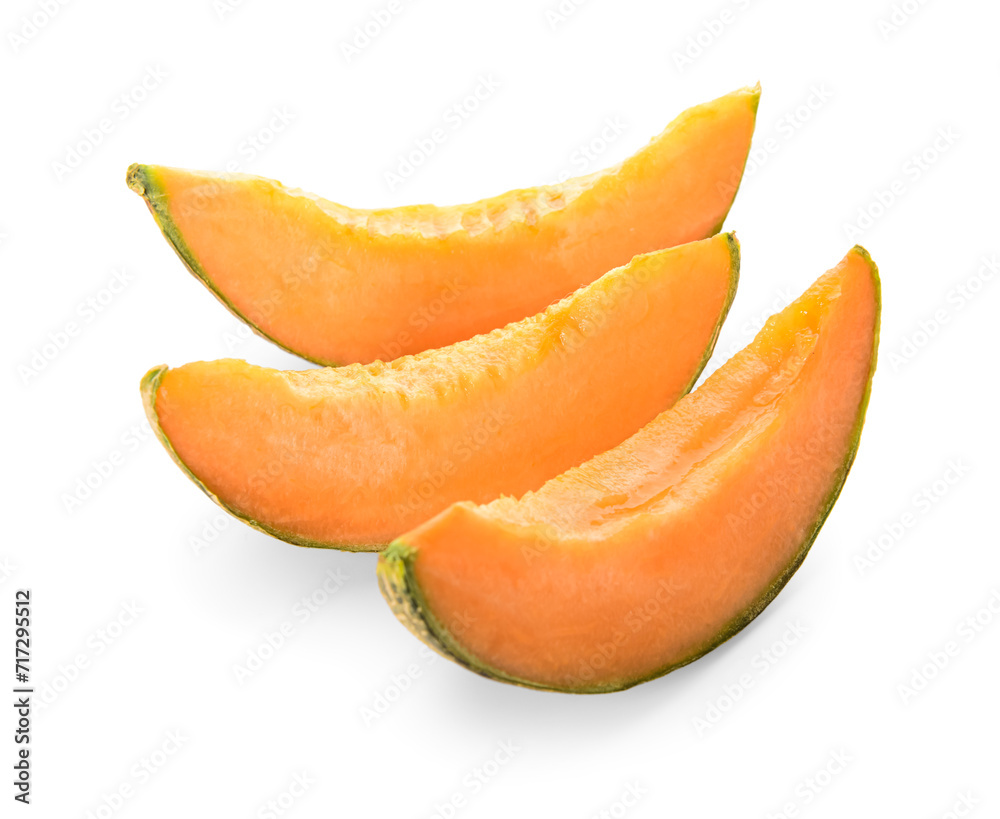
(141, 234, 739, 551)
(127, 86, 759, 365)
(378, 247, 880, 692)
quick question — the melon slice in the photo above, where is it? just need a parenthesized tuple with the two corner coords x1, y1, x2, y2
(127, 86, 759, 365)
(378, 247, 880, 693)
(141, 234, 739, 551)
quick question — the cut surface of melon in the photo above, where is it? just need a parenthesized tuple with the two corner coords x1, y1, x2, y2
(127, 86, 759, 364)
(378, 247, 880, 692)
(142, 235, 739, 551)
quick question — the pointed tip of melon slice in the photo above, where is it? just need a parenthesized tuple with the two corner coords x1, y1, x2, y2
(126, 163, 150, 197)
(377, 538, 563, 693)
(849, 244, 879, 283)
(140, 363, 385, 552)
(139, 363, 227, 529)
(141, 362, 222, 522)
(377, 543, 458, 670)
(845, 244, 882, 352)
(140, 364, 189, 488)
(724, 230, 740, 269)
(139, 364, 167, 427)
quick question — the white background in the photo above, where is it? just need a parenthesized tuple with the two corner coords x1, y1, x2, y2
(4, 0, 999, 816)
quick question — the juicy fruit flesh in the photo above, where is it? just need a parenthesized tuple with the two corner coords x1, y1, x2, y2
(380, 248, 879, 692)
(128, 86, 759, 364)
(144, 235, 739, 550)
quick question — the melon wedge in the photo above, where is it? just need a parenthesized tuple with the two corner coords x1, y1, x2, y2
(127, 86, 759, 365)
(378, 247, 880, 693)
(141, 234, 739, 551)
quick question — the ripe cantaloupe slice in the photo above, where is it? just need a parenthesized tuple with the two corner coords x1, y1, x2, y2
(141, 234, 739, 551)
(378, 247, 880, 692)
(127, 86, 759, 365)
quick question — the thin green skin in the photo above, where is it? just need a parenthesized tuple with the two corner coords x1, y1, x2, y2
(377, 248, 881, 694)
(140, 238, 739, 554)
(126, 164, 331, 365)
(126, 86, 759, 369)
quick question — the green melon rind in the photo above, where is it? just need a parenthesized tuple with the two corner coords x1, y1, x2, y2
(376, 247, 880, 694)
(140, 366, 373, 552)
(139, 235, 740, 555)
(126, 164, 337, 366)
